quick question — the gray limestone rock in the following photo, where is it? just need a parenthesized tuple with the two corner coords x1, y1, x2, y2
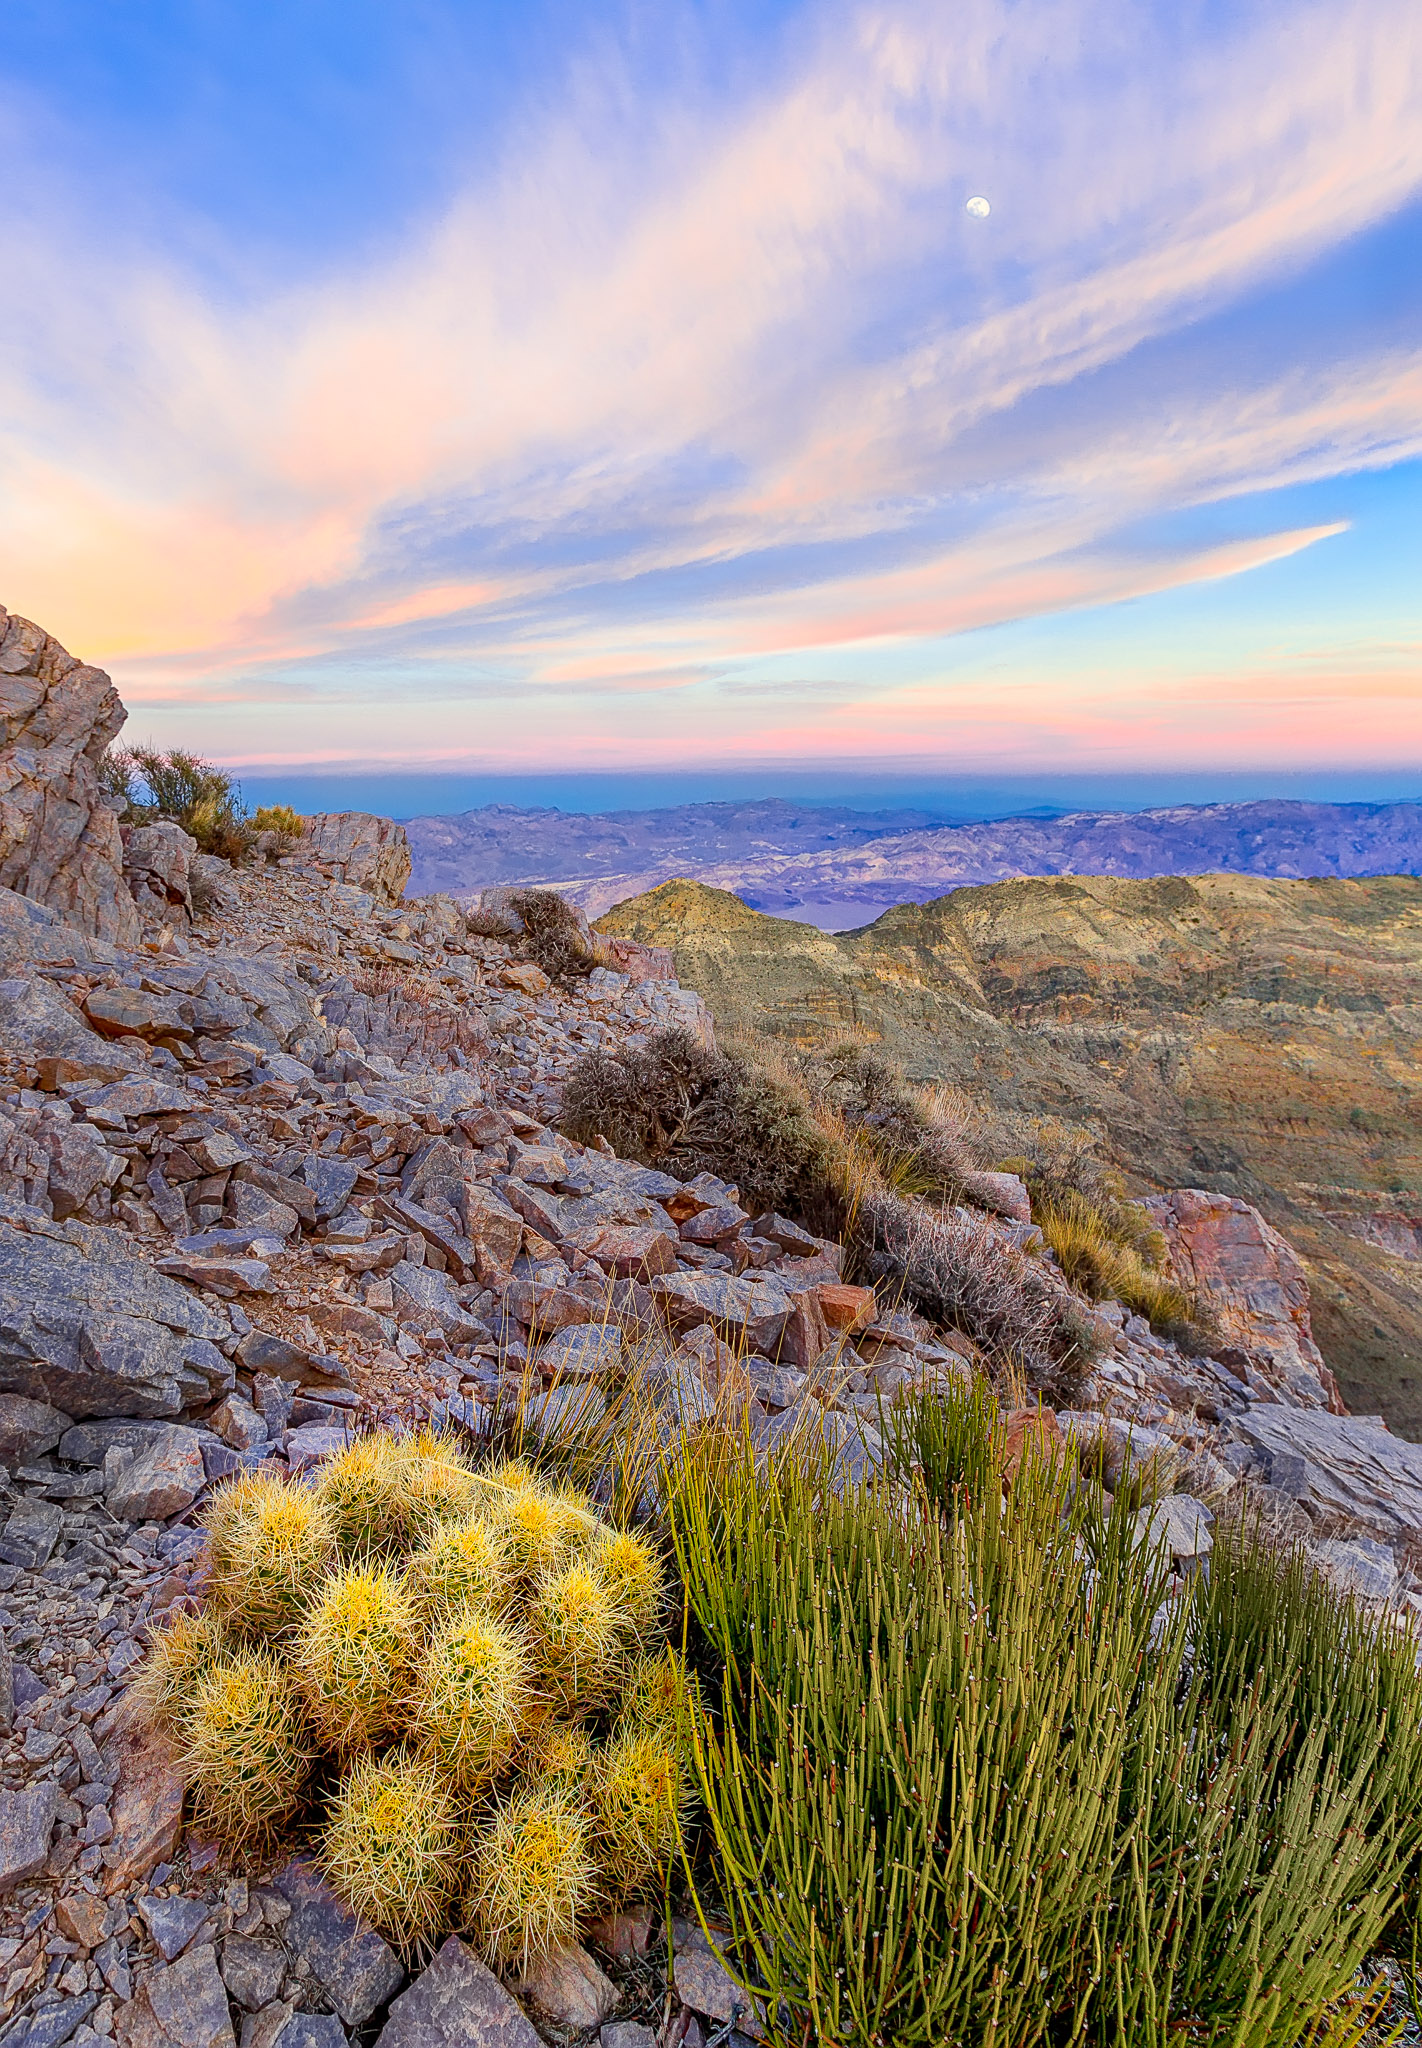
(226, 1180, 299, 1241)
(0, 973, 143, 1077)
(0, 1779, 58, 1893)
(536, 1322, 623, 1381)
(1130, 1494, 1214, 1565)
(0, 608, 141, 943)
(516, 1944, 616, 2029)
(1313, 1536, 1398, 1602)
(0, 1495, 64, 1568)
(140, 1893, 220, 1962)
(0, 1221, 234, 1417)
(272, 1858, 404, 2027)
(0, 1390, 72, 1461)
(374, 1937, 540, 2048)
(1230, 1408, 1422, 1545)
(650, 1271, 793, 1355)
(133, 1943, 236, 2048)
(219, 1934, 289, 2011)
(299, 1155, 361, 1223)
(2, 1994, 99, 2048)
(107, 1424, 208, 1521)
(276, 2021, 347, 2048)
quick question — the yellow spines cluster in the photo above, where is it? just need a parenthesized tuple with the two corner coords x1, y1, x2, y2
(400, 1427, 483, 1538)
(592, 1729, 687, 1901)
(312, 1435, 413, 1554)
(519, 1718, 595, 1793)
(618, 1646, 700, 1758)
(528, 1560, 624, 1712)
(132, 1608, 231, 1734)
(591, 1527, 666, 1641)
(411, 1606, 531, 1791)
(469, 1783, 597, 1972)
(406, 1515, 511, 1618)
(141, 1424, 695, 1963)
(205, 1473, 334, 1633)
(323, 1748, 464, 1955)
(181, 1648, 313, 1848)
(294, 1564, 419, 1753)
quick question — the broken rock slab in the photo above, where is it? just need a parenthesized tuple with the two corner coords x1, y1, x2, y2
(651, 1271, 793, 1356)
(272, 1858, 404, 2026)
(106, 1423, 209, 1521)
(0, 607, 142, 945)
(0, 1220, 235, 1417)
(375, 1937, 540, 2048)
(1229, 1407, 1422, 1548)
(0, 1779, 58, 1893)
(100, 1688, 187, 1886)
(118, 1942, 235, 2048)
(516, 1943, 616, 2029)
(1145, 1189, 1342, 1413)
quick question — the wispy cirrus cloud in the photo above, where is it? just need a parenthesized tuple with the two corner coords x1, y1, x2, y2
(0, 0, 1418, 765)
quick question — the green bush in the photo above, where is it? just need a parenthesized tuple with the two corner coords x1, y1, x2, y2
(666, 1389, 1421, 2047)
(103, 745, 255, 862)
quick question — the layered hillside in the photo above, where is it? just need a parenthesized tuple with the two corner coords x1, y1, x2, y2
(598, 874, 1422, 1429)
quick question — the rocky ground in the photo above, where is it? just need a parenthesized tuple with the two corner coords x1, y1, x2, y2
(3, 603, 1422, 2048)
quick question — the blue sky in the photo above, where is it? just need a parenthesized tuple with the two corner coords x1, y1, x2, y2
(1, 0, 1418, 782)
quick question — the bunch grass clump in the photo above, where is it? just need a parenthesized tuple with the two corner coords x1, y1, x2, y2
(132, 1423, 693, 1967)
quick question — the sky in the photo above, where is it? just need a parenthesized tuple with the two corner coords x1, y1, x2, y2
(1, 0, 1420, 784)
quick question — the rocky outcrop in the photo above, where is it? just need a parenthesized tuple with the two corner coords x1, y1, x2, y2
(300, 813, 411, 904)
(0, 1221, 235, 1416)
(1144, 1190, 1344, 1413)
(0, 607, 141, 945)
(123, 822, 196, 917)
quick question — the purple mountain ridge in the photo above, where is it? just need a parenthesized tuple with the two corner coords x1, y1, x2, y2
(405, 798, 1422, 928)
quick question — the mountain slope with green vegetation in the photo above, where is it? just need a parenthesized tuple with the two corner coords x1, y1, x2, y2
(597, 873, 1422, 1430)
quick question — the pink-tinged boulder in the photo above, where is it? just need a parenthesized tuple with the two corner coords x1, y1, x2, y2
(0, 607, 142, 944)
(300, 812, 411, 904)
(1144, 1189, 1344, 1412)
(100, 1688, 187, 1886)
(595, 934, 675, 983)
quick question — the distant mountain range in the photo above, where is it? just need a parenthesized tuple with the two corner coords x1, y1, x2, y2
(405, 798, 1422, 927)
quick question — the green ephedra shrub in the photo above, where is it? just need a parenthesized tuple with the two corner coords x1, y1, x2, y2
(134, 1432, 689, 1962)
(667, 1389, 1422, 2048)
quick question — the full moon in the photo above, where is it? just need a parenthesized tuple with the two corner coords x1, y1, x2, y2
(965, 195, 991, 218)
